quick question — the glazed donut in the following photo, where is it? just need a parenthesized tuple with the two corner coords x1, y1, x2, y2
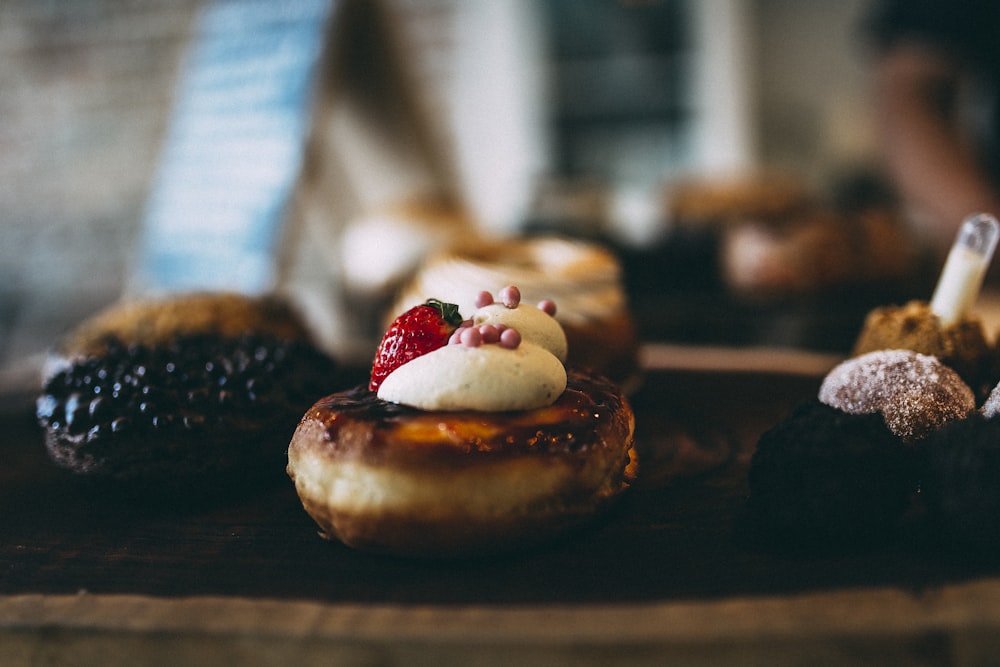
(286, 369, 636, 557)
(390, 235, 639, 387)
(36, 291, 344, 500)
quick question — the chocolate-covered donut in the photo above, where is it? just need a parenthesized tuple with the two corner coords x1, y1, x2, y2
(36, 292, 344, 501)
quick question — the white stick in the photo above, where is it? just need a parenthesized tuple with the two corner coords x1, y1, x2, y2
(930, 213, 1000, 326)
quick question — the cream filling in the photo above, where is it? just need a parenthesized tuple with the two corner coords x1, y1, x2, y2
(471, 303, 567, 362)
(377, 302, 568, 411)
(376, 342, 567, 411)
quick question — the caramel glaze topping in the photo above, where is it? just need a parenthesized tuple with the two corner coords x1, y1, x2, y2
(298, 369, 632, 469)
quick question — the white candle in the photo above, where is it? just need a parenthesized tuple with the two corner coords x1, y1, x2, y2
(930, 213, 1000, 326)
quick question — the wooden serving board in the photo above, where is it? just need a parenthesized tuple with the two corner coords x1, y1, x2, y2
(4, 358, 1000, 665)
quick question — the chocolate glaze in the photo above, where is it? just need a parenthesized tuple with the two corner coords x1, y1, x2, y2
(38, 332, 343, 488)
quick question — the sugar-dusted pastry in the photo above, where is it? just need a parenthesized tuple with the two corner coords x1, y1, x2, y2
(287, 287, 637, 557)
(749, 350, 975, 545)
(853, 300, 995, 399)
(853, 213, 1000, 397)
(819, 350, 976, 442)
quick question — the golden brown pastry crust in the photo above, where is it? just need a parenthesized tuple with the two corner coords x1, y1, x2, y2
(56, 291, 311, 360)
(286, 369, 637, 557)
(852, 300, 997, 398)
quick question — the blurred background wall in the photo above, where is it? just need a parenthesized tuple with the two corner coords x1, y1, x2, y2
(0, 0, 202, 372)
(0, 0, 876, 383)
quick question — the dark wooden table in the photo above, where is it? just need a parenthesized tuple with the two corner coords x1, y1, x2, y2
(4, 351, 1000, 665)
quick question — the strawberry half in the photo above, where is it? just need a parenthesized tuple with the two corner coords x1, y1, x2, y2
(369, 299, 464, 391)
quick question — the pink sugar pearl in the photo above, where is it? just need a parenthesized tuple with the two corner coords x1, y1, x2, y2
(499, 328, 521, 349)
(537, 299, 557, 316)
(459, 327, 483, 347)
(499, 285, 521, 309)
(449, 322, 521, 349)
(474, 291, 494, 309)
(479, 324, 501, 344)
(448, 320, 473, 345)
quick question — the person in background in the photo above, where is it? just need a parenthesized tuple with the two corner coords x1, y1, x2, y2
(866, 0, 1000, 255)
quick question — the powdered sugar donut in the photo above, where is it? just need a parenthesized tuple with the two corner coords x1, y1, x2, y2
(819, 349, 975, 441)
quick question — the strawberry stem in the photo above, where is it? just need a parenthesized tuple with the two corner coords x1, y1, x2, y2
(425, 299, 463, 328)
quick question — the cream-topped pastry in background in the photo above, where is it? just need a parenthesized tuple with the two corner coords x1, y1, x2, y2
(390, 235, 638, 387)
(286, 286, 637, 557)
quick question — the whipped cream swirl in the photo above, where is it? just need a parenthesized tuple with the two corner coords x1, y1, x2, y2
(377, 288, 568, 411)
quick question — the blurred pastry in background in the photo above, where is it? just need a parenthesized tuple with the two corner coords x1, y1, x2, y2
(390, 235, 639, 387)
(339, 198, 473, 300)
(721, 208, 916, 295)
(335, 197, 474, 343)
(663, 174, 918, 296)
(667, 173, 811, 227)
(48, 292, 311, 362)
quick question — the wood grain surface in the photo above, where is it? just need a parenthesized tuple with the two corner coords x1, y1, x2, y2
(4, 368, 1000, 665)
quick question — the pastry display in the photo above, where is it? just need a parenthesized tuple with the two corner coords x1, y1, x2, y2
(287, 286, 637, 557)
(35, 292, 343, 499)
(852, 213, 1000, 397)
(750, 214, 1000, 549)
(389, 235, 639, 388)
